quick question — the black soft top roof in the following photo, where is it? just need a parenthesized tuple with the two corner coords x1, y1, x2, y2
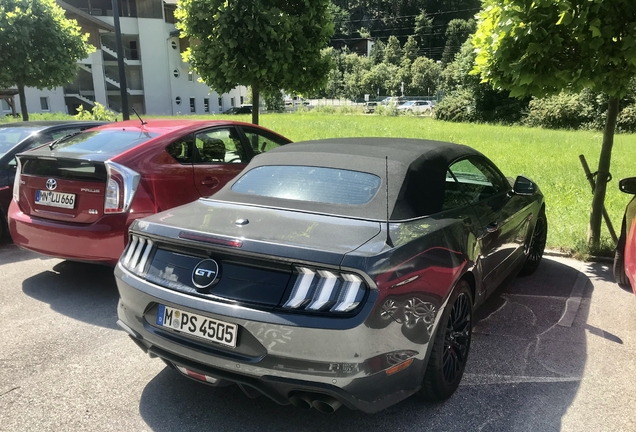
(213, 138, 485, 220)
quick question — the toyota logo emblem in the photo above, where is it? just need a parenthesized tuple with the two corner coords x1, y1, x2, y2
(192, 259, 220, 290)
(46, 178, 57, 191)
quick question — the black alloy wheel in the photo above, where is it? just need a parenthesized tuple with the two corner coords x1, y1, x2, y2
(441, 292, 471, 384)
(420, 280, 472, 401)
(519, 208, 548, 276)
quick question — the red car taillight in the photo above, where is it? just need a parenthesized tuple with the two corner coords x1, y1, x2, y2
(104, 161, 140, 213)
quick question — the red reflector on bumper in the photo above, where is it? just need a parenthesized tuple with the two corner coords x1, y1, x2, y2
(176, 366, 218, 383)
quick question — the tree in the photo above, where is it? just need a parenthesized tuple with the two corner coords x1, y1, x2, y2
(410, 56, 441, 96)
(441, 19, 476, 65)
(0, 0, 93, 121)
(369, 39, 386, 65)
(402, 35, 419, 62)
(383, 35, 402, 65)
(362, 62, 400, 96)
(176, 1, 334, 125)
(414, 11, 434, 55)
(472, 0, 636, 250)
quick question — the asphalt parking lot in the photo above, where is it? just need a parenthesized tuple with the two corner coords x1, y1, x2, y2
(1, 239, 635, 432)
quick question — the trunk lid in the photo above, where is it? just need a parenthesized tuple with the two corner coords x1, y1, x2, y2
(17, 156, 107, 224)
(135, 198, 383, 266)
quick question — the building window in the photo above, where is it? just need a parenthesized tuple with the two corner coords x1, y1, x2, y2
(204, 98, 209, 113)
(173, 69, 180, 78)
(190, 98, 195, 113)
(175, 96, 181, 105)
(218, 97, 222, 110)
(40, 97, 49, 111)
(230, 97, 235, 107)
(188, 71, 193, 82)
(240, 96, 244, 105)
(171, 40, 178, 50)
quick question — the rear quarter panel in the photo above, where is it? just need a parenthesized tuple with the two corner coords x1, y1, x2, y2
(625, 196, 636, 292)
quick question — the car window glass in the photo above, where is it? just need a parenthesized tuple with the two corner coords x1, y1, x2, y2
(51, 130, 158, 155)
(442, 169, 468, 211)
(448, 158, 506, 204)
(28, 133, 54, 148)
(232, 165, 381, 205)
(242, 129, 286, 155)
(50, 128, 84, 141)
(0, 126, 41, 156)
(195, 128, 245, 164)
(166, 138, 193, 164)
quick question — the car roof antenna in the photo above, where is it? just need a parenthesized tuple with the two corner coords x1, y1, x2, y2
(131, 108, 147, 126)
(385, 156, 394, 248)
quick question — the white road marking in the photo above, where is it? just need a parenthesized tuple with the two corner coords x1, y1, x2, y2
(461, 373, 582, 386)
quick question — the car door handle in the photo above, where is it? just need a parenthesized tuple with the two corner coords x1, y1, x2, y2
(486, 222, 499, 233)
(201, 177, 219, 187)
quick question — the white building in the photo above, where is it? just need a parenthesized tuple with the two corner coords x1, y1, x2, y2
(1, 0, 248, 116)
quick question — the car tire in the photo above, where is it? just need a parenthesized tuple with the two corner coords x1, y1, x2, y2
(419, 280, 472, 401)
(518, 207, 548, 277)
(0, 209, 6, 240)
(613, 249, 632, 289)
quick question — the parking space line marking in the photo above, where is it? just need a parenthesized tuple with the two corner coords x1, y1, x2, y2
(557, 271, 588, 327)
(461, 373, 581, 386)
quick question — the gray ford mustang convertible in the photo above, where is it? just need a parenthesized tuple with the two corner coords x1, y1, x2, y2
(115, 138, 547, 413)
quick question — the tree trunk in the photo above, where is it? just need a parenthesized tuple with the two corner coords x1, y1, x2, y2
(17, 83, 28, 122)
(251, 82, 259, 125)
(588, 96, 620, 250)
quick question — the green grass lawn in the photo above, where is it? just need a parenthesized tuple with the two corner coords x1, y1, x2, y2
(10, 111, 635, 254)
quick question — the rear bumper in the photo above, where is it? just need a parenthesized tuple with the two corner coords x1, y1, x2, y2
(115, 263, 442, 413)
(8, 199, 133, 264)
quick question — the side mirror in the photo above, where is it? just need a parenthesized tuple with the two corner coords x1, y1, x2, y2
(619, 177, 636, 195)
(513, 175, 536, 195)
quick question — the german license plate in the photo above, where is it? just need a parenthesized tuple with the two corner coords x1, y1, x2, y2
(35, 190, 76, 209)
(156, 304, 238, 348)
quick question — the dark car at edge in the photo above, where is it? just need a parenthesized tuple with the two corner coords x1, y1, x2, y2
(0, 120, 106, 237)
(114, 138, 547, 413)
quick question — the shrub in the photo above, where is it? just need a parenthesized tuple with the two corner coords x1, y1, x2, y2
(374, 104, 398, 116)
(523, 92, 595, 130)
(74, 102, 119, 121)
(433, 89, 476, 122)
(310, 104, 337, 114)
(337, 105, 361, 115)
(617, 103, 636, 133)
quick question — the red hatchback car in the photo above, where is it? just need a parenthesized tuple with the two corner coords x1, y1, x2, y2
(9, 119, 291, 264)
(614, 177, 636, 292)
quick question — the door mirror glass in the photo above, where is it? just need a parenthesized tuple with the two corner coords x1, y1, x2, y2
(513, 176, 536, 195)
(619, 177, 636, 194)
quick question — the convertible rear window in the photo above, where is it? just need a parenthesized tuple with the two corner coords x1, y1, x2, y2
(51, 130, 158, 155)
(232, 165, 382, 205)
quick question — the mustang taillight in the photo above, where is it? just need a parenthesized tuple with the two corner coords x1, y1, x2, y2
(121, 234, 154, 276)
(104, 161, 140, 213)
(12, 158, 22, 202)
(283, 267, 367, 313)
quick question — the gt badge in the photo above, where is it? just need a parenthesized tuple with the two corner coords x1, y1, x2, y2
(192, 259, 220, 289)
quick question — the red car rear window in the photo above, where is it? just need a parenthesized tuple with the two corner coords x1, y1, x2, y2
(52, 129, 158, 155)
